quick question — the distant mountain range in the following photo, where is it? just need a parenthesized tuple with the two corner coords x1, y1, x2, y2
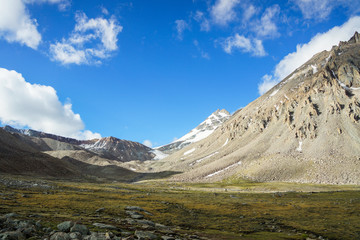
(3, 125, 155, 162)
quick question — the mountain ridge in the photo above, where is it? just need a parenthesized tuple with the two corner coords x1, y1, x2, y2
(156, 109, 231, 155)
(2, 125, 155, 162)
(149, 32, 360, 185)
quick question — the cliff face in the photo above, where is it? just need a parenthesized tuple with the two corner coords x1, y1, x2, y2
(151, 32, 360, 185)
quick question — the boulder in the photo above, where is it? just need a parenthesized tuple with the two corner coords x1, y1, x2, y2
(0, 231, 25, 240)
(50, 232, 71, 240)
(57, 221, 75, 232)
(70, 224, 89, 236)
(135, 231, 158, 240)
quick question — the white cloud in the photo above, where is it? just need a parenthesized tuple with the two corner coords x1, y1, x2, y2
(258, 74, 278, 95)
(211, 0, 240, 26)
(0, 0, 71, 49)
(242, 4, 257, 22)
(293, 0, 360, 21)
(252, 5, 280, 38)
(193, 39, 210, 59)
(222, 33, 266, 56)
(194, 11, 210, 32)
(175, 19, 189, 40)
(50, 12, 123, 65)
(0, 67, 101, 140)
(49, 42, 87, 65)
(101, 6, 109, 15)
(258, 16, 360, 95)
(24, 0, 70, 11)
(143, 140, 153, 148)
(294, 0, 332, 20)
(0, 0, 41, 49)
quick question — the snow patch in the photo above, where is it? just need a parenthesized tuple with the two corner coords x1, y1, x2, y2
(332, 70, 360, 91)
(296, 141, 303, 152)
(184, 148, 196, 156)
(222, 138, 229, 147)
(196, 152, 219, 163)
(152, 149, 168, 160)
(325, 53, 332, 63)
(81, 139, 107, 149)
(311, 65, 318, 74)
(205, 161, 242, 178)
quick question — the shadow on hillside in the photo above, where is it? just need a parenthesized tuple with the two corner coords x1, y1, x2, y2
(62, 157, 181, 183)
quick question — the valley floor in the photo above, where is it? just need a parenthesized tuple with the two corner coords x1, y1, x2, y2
(0, 175, 360, 240)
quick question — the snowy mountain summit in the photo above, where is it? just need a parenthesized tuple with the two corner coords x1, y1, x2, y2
(157, 109, 231, 154)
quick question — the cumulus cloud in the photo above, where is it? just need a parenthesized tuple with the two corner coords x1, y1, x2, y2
(293, 0, 360, 21)
(50, 12, 123, 65)
(175, 19, 189, 40)
(211, 0, 240, 26)
(143, 140, 153, 148)
(258, 16, 360, 95)
(0, 67, 101, 140)
(0, 0, 41, 49)
(222, 34, 266, 56)
(252, 5, 280, 38)
(0, 0, 71, 49)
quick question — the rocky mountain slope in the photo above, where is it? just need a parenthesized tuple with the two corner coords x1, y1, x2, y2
(0, 128, 176, 181)
(3, 126, 155, 162)
(0, 128, 80, 178)
(149, 32, 360, 185)
(156, 109, 231, 154)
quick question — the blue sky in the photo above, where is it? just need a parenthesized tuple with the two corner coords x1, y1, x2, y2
(0, 0, 360, 147)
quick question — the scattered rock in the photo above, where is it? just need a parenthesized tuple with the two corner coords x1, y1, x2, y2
(0, 231, 25, 240)
(69, 232, 82, 239)
(50, 232, 71, 240)
(95, 208, 105, 214)
(4, 213, 18, 219)
(70, 224, 89, 236)
(135, 230, 158, 240)
(161, 236, 175, 240)
(126, 210, 145, 220)
(93, 223, 118, 230)
(125, 206, 145, 212)
(136, 220, 155, 227)
(57, 221, 75, 232)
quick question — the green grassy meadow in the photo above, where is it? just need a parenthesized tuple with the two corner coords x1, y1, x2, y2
(0, 176, 359, 239)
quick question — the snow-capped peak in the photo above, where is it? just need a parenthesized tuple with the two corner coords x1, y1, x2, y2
(157, 109, 231, 154)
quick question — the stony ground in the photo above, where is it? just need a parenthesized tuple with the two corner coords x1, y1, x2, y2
(1, 176, 360, 240)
